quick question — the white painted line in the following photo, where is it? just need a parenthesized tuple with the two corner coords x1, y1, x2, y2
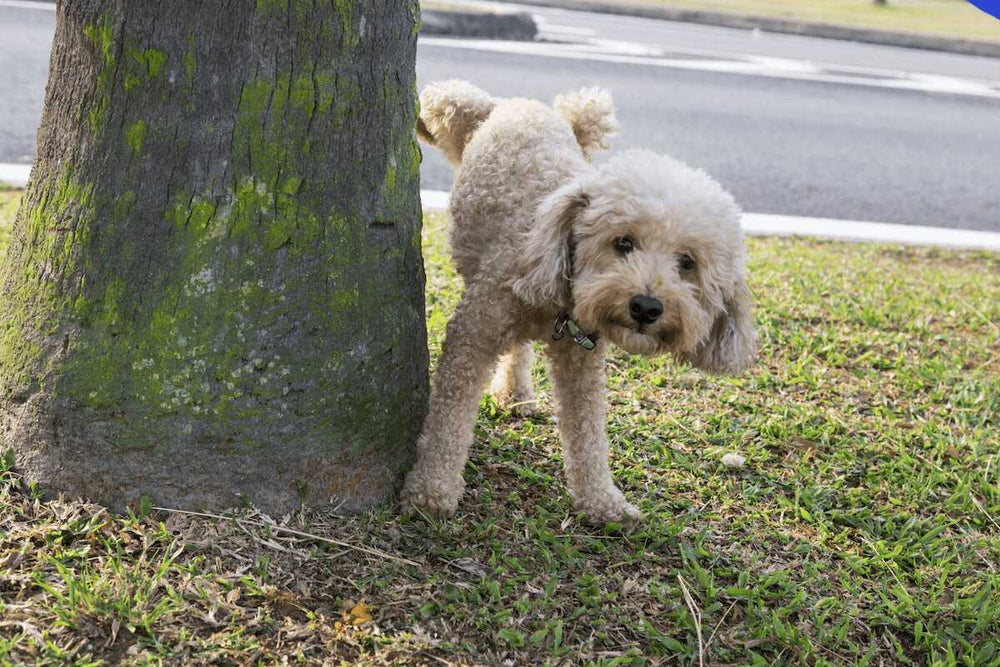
(0, 163, 31, 187)
(419, 189, 1000, 251)
(538, 23, 597, 38)
(0, 0, 56, 10)
(746, 54, 822, 74)
(419, 37, 1000, 100)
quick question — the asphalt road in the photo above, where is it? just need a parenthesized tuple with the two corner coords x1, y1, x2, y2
(2, 1, 1000, 230)
(0, 4, 51, 164)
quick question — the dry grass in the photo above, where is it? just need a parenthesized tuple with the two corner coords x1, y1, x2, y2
(0, 198, 999, 665)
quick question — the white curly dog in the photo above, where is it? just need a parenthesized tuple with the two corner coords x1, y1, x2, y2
(402, 81, 757, 523)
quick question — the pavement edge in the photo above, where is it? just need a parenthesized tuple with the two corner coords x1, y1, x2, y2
(421, 4, 538, 40)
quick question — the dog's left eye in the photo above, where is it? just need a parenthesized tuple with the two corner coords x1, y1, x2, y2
(613, 236, 635, 255)
(678, 253, 697, 272)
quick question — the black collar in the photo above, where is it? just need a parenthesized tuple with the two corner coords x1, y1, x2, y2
(552, 233, 599, 350)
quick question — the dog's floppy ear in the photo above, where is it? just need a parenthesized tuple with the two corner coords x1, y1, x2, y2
(686, 275, 758, 375)
(512, 183, 589, 310)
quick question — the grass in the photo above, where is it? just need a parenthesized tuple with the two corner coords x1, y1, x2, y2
(0, 189, 18, 250)
(626, 0, 1000, 42)
(1, 194, 999, 665)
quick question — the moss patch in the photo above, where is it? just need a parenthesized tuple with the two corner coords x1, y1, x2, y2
(125, 120, 147, 155)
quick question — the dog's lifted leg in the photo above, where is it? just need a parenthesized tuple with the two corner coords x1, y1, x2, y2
(489, 343, 537, 416)
(546, 339, 642, 523)
(400, 287, 509, 518)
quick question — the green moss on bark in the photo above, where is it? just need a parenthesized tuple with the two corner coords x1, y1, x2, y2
(127, 48, 167, 79)
(125, 121, 147, 154)
(84, 19, 115, 135)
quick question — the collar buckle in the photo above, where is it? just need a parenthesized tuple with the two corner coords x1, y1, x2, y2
(553, 313, 598, 351)
(553, 314, 569, 341)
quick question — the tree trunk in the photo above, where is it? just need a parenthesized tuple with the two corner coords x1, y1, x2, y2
(0, 0, 428, 514)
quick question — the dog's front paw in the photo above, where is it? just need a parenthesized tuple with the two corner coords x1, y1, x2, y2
(573, 490, 643, 524)
(399, 472, 462, 519)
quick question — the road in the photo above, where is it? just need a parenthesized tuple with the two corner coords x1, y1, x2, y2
(2, 0, 1000, 230)
(0, 3, 51, 164)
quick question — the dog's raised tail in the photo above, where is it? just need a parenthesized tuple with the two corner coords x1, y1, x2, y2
(553, 87, 619, 161)
(417, 80, 497, 168)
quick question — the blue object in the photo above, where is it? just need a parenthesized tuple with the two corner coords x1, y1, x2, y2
(967, 0, 1000, 20)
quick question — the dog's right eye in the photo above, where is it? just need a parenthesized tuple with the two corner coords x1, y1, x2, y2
(613, 236, 635, 255)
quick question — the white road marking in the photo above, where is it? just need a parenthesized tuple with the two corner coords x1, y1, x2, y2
(0, 0, 55, 10)
(539, 24, 597, 38)
(532, 14, 597, 38)
(533, 36, 663, 56)
(3, 167, 995, 250)
(418, 190, 1000, 251)
(420, 37, 1000, 100)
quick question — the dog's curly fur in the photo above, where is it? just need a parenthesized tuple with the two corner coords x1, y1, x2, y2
(403, 80, 757, 523)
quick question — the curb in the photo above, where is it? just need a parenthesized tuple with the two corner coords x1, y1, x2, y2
(0, 163, 30, 188)
(419, 190, 1000, 251)
(492, 0, 1000, 59)
(421, 5, 538, 40)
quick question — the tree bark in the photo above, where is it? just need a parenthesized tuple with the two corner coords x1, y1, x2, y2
(0, 0, 428, 514)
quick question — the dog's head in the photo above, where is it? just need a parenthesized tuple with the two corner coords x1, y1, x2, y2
(513, 150, 757, 375)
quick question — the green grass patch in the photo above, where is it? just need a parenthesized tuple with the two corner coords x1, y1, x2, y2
(0, 205, 998, 664)
(0, 189, 20, 250)
(633, 0, 1000, 42)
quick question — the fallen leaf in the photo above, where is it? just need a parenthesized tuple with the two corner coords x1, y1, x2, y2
(342, 600, 373, 626)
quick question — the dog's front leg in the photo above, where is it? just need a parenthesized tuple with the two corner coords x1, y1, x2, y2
(400, 288, 508, 518)
(546, 339, 642, 523)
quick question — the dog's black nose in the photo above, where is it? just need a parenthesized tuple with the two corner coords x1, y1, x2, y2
(629, 295, 663, 325)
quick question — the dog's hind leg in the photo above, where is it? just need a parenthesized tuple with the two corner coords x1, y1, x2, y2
(400, 286, 511, 518)
(489, 343, 537, 416)
(546, 339, 642, 524)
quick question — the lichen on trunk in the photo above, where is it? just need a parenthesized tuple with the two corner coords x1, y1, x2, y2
(0, 0, 428, 513)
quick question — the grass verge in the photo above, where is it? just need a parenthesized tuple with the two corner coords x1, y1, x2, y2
(0, 189, 18, 250)
(1, 197, 999, 665)
(632, 0, 1000, 42)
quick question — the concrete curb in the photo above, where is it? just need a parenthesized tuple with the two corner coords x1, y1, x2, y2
(419, 190, 1000, 251)
(421, 5, 538, 40)
(0, 163, 30, 188)
(493, 0, 1000, 59)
